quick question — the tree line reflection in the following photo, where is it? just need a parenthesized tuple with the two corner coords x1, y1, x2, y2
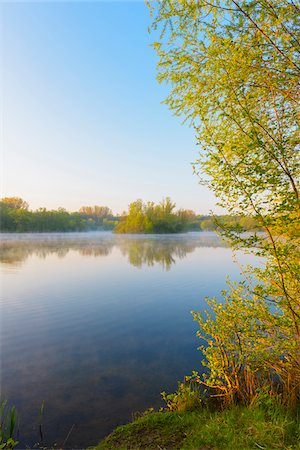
(0, 233, 227, 269)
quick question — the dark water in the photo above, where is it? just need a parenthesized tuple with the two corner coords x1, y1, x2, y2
(0, 232, 259, 448)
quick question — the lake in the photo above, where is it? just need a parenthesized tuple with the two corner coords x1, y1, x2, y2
(0, 232, 259, 448)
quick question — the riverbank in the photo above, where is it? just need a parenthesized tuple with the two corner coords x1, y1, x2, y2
(95, 405, 300, 449)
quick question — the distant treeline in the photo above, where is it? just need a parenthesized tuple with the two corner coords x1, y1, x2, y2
(114, 198, 261, 234)
(0, 198, 118, 232)
(114, 198, 196, 234)
(0, 197, 261, 233)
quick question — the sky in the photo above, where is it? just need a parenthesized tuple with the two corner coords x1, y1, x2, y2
(1, 1, 220, 215)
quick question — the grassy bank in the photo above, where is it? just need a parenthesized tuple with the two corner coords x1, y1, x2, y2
(95, 405, 300, 450)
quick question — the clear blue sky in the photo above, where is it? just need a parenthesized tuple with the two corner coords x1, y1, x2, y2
(2, 1, 220, 214)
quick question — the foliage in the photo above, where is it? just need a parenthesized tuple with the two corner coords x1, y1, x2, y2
(79, 205, 113, 227)
(192, 282, 299, 405)
(115, 198, 199, 233)
(102, 218, 119, 230)
(0, 198, 117, 232)
(150, 0, 300, 405)
(0, 197, 262, 233)
(96, 405, 300, 449)
(0, 401, 18, 449)
(199, 214, 261, 232)
(1, 197, 28, 210)
(161, 382, 202, 412)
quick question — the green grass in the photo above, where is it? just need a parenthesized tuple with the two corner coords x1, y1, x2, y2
(94, 405, 300, 450)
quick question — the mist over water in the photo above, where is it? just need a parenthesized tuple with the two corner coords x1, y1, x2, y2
(0, 232, 258, 448)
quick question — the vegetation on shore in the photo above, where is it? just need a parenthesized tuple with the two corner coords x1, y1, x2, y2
(0, 401, 18, 449)
(114, 198, 260, 234)
(97, 0, 300, 447)
(150, 0, 300, 406)
(0, 196, 259, 234)
(114, 197, 197, 233)
(96, 404, 300, 450)
(0, 197, 118, 232)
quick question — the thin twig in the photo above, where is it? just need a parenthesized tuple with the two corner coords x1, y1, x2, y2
(62, 424, 75, 449)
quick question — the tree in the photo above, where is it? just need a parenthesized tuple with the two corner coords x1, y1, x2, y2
(114, 198, 192, 234)
(79, 205, 112, 218)
(1, 197, 29, 210)
(0, 198, 30, 231)
(150, 1, 300, 405)
(79, 205, 112, 227)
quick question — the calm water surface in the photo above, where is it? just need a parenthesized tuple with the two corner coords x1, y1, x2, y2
(0, 232, 260, 448)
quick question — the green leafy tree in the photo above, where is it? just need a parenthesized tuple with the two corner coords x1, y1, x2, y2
(1, 197, 28, 210)
(0, 198, 30, 231)
(150, 0, 300, 405)
(115, 198, 191, 234)
(79, 205, 112, 227)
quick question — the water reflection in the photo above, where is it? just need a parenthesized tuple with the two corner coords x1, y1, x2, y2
(0, 232, 227, 269)
(119, 237, 204, 270)
(1, 232, 249, 449)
